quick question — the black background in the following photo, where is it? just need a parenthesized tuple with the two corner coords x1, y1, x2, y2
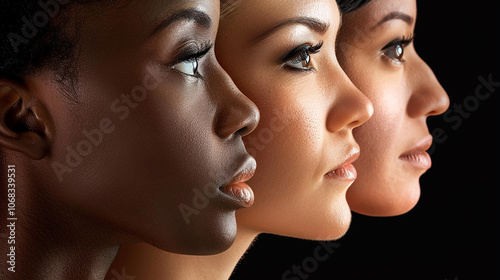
(230, 1, 500, 279)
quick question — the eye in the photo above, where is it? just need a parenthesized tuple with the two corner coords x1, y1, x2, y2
(382, 34, 414, 63)
(286, 47, 313, 70)
(281, 42, 324, 71)
(172, 58, 198, 76)
(169, 41, 213, 78)
(384, 43, 404, 61)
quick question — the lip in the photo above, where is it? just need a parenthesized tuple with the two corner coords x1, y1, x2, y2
(325, 146, 360, 181)
(399, 135, 433, 170)
(219, 157, 256, 208)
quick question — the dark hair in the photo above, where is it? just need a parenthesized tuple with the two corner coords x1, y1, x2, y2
(337, 0, 372, 14)
(0, 0, 78, 84)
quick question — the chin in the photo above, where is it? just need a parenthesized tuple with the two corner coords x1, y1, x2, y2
(320, 216, 351, 240)
(152, 215, 237, 255)
(280, 222, 351, 241)
(347, 179, 421, 217)
(255, 209, 352, 241)
(303, 206, 352, 241)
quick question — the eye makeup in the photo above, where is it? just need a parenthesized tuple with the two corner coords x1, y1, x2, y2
(381, 33, 414, 63)
(166, 40, 213, 78)
(175, 40, 213, 64)
(280, 41, 324, 71)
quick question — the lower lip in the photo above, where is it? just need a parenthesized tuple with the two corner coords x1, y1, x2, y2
(219, 182, 254, 208)
(325, 163, 357, 181)
(399, 151, 432, 169)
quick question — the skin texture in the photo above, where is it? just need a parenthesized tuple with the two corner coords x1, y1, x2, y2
(0, 0, 259, 279)
(337, 0, 450, 216)
(215, 0, 373, 241)
(106, 0, 373, 279)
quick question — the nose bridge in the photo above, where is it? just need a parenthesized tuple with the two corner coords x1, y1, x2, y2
(207, 61, 260, 140)
(326, 68, 373, 133)
(407, 56, 450, 118)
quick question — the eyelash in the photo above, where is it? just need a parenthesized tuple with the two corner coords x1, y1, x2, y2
(381, 33, 414, 63)
(280, 41, 324, 72)
(169, 41, 213, 78)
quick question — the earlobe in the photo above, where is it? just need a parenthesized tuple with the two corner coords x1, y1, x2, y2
(0, 81, 53, 160)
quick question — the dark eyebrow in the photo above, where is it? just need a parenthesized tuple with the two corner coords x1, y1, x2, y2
(252, 17, 330, 43)
(374, 11, 414, 28)
(150, 8, 212, 36)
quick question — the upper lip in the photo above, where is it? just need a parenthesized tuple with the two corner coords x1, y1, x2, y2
(326, 146, 360, 174)
(400, 135, 433, 157)
(225, 157, 256, 186)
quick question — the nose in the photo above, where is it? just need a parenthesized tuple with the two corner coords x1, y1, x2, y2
(209, 61, 260, 140)
(326, 71, 373, 133)
(407, 57, 450, 118)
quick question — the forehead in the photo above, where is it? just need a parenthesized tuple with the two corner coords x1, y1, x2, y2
(72, 0, 219, 45)
(351, 0, 416, 27)
(74, 0, 218, 28)
(152, 0, 219, 24)
(222, 0, 340, 38)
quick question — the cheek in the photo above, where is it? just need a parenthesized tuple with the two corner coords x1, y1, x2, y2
(241, 113, 329, 233)
(243, 85, 325, 196)
(240, 83, 341, 232)
(104, 79, 228, 200)
(48, 70, 224, 235)
(348, 80, 417, 215)
(355, 84, 405, 168)
(352, 73, 408, 166)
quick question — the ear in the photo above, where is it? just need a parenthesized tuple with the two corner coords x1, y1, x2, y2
(0, 80, 53, 160)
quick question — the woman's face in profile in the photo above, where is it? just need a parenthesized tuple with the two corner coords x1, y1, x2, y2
(42, 0, 259, 254)
(337, 0, 449, 216)
(216, 0, 372, 239)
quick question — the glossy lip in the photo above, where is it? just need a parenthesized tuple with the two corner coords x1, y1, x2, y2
(325, 146, 360, 181)
(219, 157, 256, 208)
(399, 135, 433, 170)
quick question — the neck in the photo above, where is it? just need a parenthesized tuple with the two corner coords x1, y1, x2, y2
(0, 162, 120, 280)
(107, 227, 259, 280)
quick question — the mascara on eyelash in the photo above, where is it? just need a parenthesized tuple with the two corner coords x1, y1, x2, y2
(280, 41, 324, 63)
(382, 33, 414, 50)
(173, 41, 213, 65)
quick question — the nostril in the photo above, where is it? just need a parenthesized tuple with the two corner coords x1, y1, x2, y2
(429, 93, 450, 117)
(349, 95, 374, 130)
(240, 111, 260, 137)
(235, 126, 250, 137)
(214, 103, 260, 140)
